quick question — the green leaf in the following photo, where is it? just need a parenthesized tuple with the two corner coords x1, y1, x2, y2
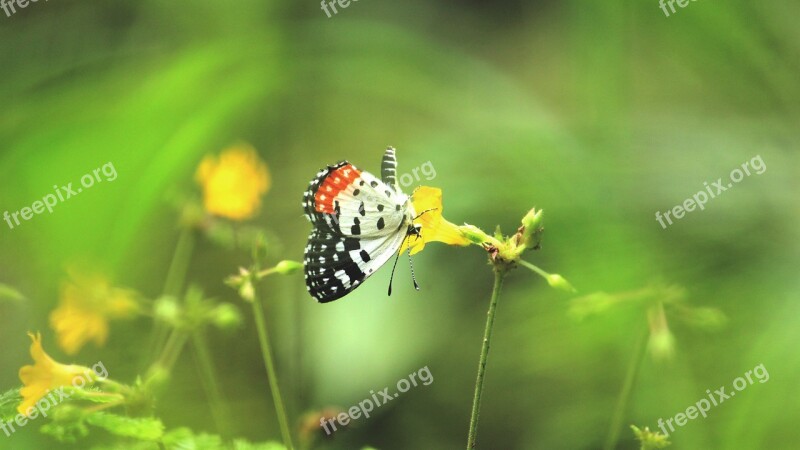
(62, 386, 123, 404)
(233, 440, 288, 450)
(0, 388, 22, 422)
(91, 443, 157, 450)
(0, 283, 24, 303)
(162, 427, 224, 449)
(89, 427, 225, 450)
(40, 419, 90, 443)
(85, 412, 164, 441)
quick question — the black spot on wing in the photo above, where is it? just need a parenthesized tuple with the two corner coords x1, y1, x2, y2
(303, 230, 366, 303)
(344, 239, 360, 251)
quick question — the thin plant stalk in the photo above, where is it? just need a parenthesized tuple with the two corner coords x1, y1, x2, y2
(603, 322, 649, 450)
(191, 330, 233, 439)
(518, 259, 548, 279)
(148, 327, 190, 379)
(467, 267, 507, 449)
(146, 227, 195, 365)
(163, 227, 195, 297)
(252, 284, 295, 450)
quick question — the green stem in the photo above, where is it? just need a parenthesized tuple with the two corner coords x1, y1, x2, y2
(192, 330, 233, 439)
(146, 327, 189, 381)
(603, 322, 649, 450)
(164, 329, 190, 370)
(518, 259, 548, 279)
(252, 286, 295, 450)
(145, 227, 195, 367)
(467, 267, 507, 449)
(85, 400, 126, 414)
(163, 227, 195, 297)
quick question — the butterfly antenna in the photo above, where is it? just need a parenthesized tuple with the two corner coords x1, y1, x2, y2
(407, 249, 420, 290)
(388, 233, 411, 296)
(413, 208, 438, 220)
(387, 250, 402, 296)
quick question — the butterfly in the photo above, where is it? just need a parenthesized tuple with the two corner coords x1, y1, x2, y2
(302, 147, 423, 302)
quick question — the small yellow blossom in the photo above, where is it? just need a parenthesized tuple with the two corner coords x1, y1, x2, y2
(50, 270, 140, 355)
(195, 143, 271, 220)
(18, 333, 94, 415)
(400, 186, 470, 255)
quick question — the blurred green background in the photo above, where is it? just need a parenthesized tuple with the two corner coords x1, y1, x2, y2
(1, 0, 798, 448)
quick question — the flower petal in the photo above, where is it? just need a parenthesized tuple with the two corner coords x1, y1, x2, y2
(17, 333, 92, 415)
(400, 186, 469, 255)
(195, 143, 271, 221)
(49, 270, 138, 355)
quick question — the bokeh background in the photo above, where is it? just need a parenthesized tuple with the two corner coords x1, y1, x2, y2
(1, 0, 798, 448)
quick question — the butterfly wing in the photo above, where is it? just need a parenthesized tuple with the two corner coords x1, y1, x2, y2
(303, 227, 408, 302)
(302, 156, 413, 302)
(303, 162, 408, 238)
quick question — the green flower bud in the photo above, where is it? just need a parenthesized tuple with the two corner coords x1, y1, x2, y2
(521, 208, 543, 231)
(211, 304, 242, 330)
(546, 274, 576, 293)
(518, 208, 543, 250)
(458, 224, 493, 245)
(153, 296, 180, 325)
(648, 326, 676, 362)
(648, 302, 675, 362)
(275, 260, 303, 275)
(239, 279, 255, 302)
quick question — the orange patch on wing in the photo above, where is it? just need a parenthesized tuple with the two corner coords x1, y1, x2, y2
(314, 164, 362, 214)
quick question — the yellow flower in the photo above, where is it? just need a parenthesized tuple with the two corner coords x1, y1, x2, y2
(195, 143, 271, 220)
(18, 332, 94, 415)
(50, 270, 140, 355)
(400, 186, 470, 255)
